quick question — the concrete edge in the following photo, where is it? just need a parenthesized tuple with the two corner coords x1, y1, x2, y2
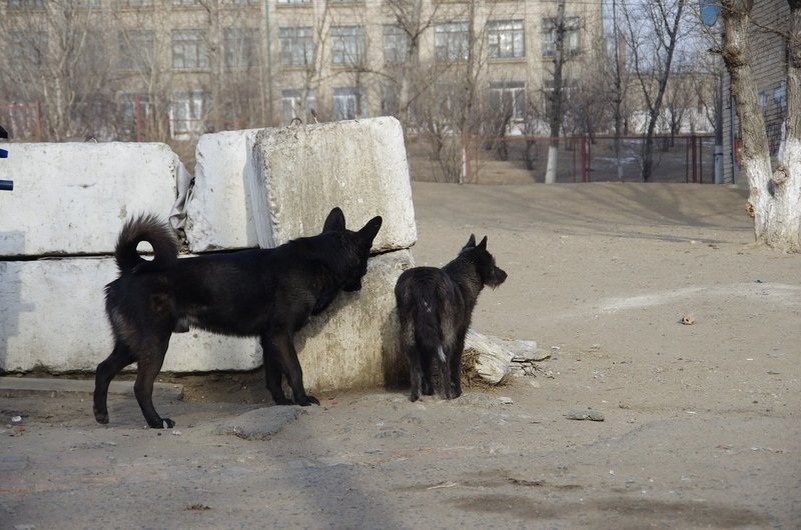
(0, 376, 184, 400)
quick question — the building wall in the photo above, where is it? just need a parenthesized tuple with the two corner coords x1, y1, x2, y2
(722, 2, 789, 184)
(1, 0, 603, 144)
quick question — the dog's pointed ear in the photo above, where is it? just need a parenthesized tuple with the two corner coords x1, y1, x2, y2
(477, 236, 487, 250)
(466, 234, 476, 248)
(359, 215, 383, 244)
(323, 207, 346, 232)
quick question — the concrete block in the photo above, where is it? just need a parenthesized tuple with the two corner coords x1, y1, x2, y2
(0, 249, 410, 392)
(251, 117, 416, 251)
(185, 130, 261, 252)
(0, 142, 179, 257)
(0, 376, 183, 400)
(294, 249, 412, 392)
(0, 258, 260, 373)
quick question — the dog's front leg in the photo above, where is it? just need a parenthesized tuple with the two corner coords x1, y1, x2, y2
(262, 332, 319, 406)
(260, 333, 292, 405)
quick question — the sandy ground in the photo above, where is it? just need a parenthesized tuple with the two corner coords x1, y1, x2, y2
(2, 182, 800, 529)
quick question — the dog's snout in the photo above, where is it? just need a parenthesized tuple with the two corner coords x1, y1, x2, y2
(493, 267, 508, 286)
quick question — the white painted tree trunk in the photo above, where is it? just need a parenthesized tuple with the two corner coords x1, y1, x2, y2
(721, 1, 801, 252)
(544, 145, 558, 184)
(757, 138, 801, 251)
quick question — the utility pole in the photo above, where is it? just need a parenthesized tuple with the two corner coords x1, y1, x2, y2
(612, 0, 624, 180)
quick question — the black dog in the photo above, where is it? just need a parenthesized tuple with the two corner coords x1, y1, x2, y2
(94, 207, 382, 428)
(395, 235, 507, 402)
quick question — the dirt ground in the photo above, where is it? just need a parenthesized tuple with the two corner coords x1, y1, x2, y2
(2, 182, 800, 529)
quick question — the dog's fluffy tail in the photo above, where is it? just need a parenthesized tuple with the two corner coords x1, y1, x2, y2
(414, 295, 445, 363)
(114, 214, 178, 274)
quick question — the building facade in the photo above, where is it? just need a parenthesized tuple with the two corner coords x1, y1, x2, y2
(1, 0, 602, 150)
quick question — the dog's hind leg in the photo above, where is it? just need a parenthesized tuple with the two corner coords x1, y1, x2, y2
(449, 335, 466, 399)
(133, 338, 174, 429)
(435, 355, 452, 399)
(93, 342, 135, 425)
(262, 333, 319, 406)
(405, 347, 425, 402)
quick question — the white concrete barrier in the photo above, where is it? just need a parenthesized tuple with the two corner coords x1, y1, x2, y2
(0, 143, 179, 257)
(1, 126, 415, 393)
(0, 251, 409, 389)
(293, 250, 411, 392)
(0, 258, 261, 373)
(184, 130, 261, 252)
(251, 117, 416, 251)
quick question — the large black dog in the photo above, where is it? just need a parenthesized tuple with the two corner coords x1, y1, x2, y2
(94, 207, 382, 428)
(395, 235, 507, 402)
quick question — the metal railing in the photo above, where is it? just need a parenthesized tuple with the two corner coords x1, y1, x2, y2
(1, 125, 11, 191)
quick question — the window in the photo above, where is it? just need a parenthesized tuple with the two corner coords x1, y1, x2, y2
(172, 30, 209, 70)
(170, 90, 209, 140)
(8, 0, 45, 7)
(10, 31, 47, 67)
(543, 77, 577, 114)
(223, 0, 260, 4)
(488, 20, 524, 59)
(281, 89, 316, 125)
(381, 83, 400, 116)
(173, 0, 201, 6)
(120, 93, 154, 139)
(489, 81, 526, 120)
(331, 26, 365, 67)
(119, 30, 155, 71)
(276, 0, 311, 4)
(117, 0, 154, 7)
(333, 87, 367, 120)
(279, 27, 315, 67)
(77, 0, 102, 7)
(435, 21, 469, 62)
(225, 28, 260, 68)
(542, 16, 580, 57)
(383, 24, 408, 65)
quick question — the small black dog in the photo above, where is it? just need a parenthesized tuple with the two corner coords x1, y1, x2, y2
(395, 235, 507, 401)
(94, 207, 382, 428)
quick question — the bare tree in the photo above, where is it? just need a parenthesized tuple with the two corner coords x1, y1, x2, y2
(717, 0, 801, 251)
(0, 1, 115, 141)
(622, 0, 690, 181)
(383, 0, 441, 132)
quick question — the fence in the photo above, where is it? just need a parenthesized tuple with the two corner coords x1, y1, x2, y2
(411, 133, 717, 184)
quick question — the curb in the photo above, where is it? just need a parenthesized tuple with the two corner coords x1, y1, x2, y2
(0, 376, 184, 400)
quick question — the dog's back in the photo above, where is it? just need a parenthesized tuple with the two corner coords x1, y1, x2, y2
(395, 267, 459, 365)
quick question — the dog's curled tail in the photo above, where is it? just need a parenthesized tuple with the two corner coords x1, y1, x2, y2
(114, 214, 178, 274)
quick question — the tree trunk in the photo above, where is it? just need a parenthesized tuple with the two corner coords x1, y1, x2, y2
(769, 2, 801, 251)
(544, 0, 566, 184)
(721, 0, 801, 251)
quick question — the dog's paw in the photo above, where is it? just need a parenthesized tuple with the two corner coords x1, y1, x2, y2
(296, 395, 320, 406)
(147, 418, 175, 429)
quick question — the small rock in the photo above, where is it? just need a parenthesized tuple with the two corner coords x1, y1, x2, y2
(499, 397, 514, 405)
(566, 409, 605, 421)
